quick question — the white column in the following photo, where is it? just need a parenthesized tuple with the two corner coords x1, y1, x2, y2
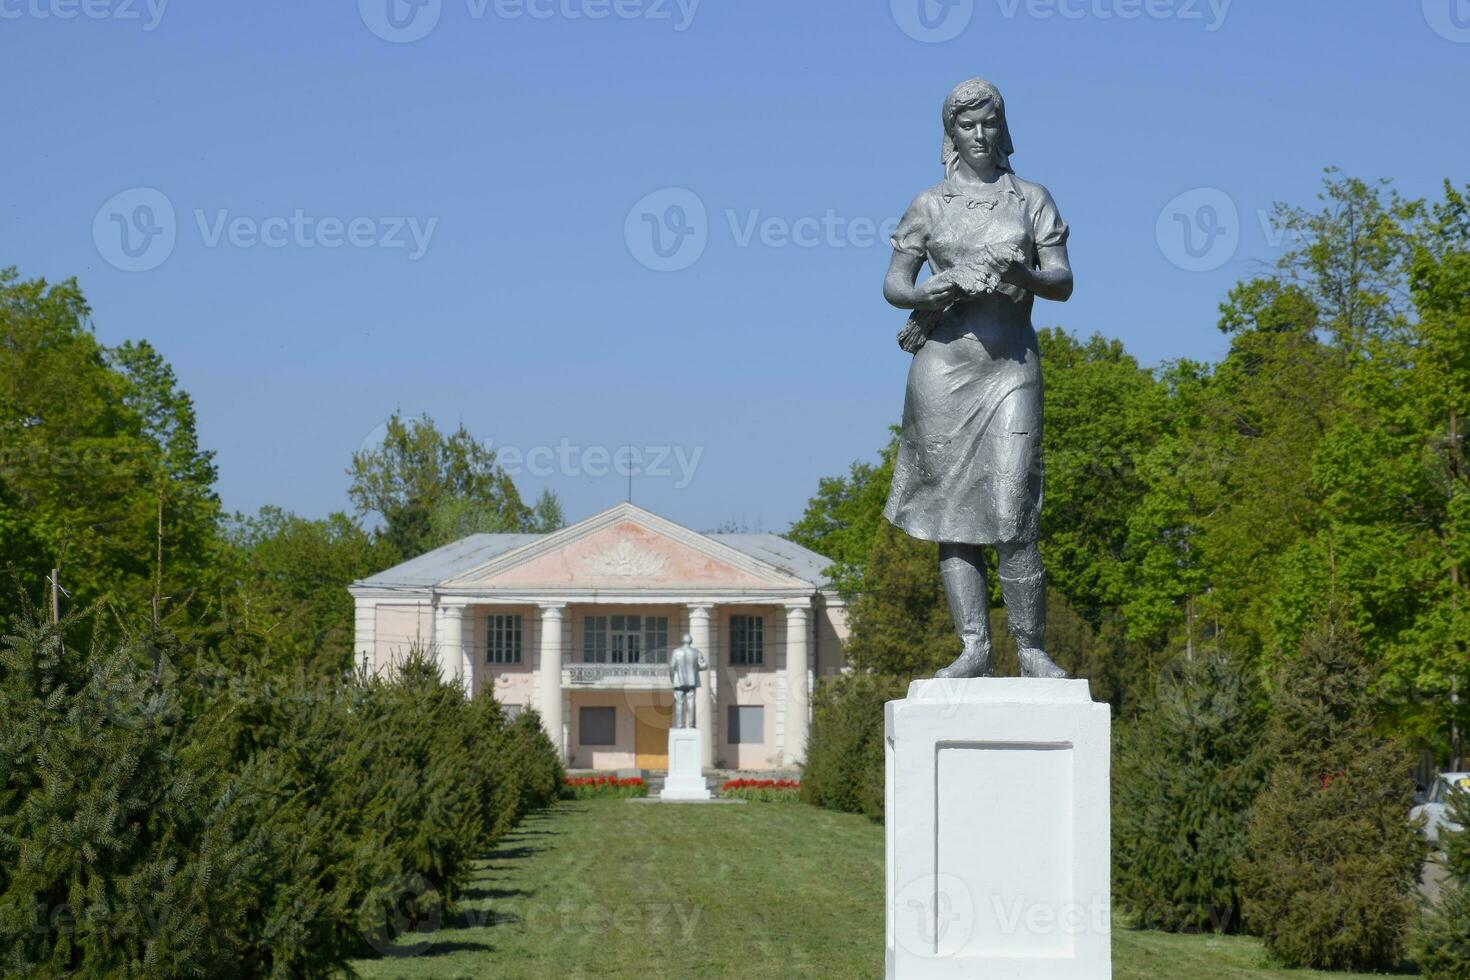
(688, 603, 715, 768)
(461, 610, 477, 697)
(434, 601, 466, 688)
(353, 597, 377, 675)
(784, 602, 811, 768)
(538, 603, 566, 761)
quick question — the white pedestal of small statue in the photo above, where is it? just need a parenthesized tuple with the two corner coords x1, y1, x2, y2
(885, 678, 1111, 980)
(660, 727, 712, 801)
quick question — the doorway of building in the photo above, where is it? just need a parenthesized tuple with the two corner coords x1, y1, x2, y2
(633, 700, 673, 769)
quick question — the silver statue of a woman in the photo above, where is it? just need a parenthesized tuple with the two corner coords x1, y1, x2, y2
(882, 78, 1073, 680)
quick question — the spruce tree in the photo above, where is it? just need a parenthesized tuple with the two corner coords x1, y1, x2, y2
(490, 708, 565, 837)
(801, 673, 908, 820)
(1113, 649, 1267, 933)
(1238, 625, 1426, 970)
(0, 605, 251, 977)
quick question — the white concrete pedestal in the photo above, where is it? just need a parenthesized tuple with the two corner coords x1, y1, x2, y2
(660, 727, 712, 801)
(885, 678, 1111, 979)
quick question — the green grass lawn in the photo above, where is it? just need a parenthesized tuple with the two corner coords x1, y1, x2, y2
(348, 799, 1365, 979)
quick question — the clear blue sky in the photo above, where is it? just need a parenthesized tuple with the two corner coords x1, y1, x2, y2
(6, 1, 1467, 533)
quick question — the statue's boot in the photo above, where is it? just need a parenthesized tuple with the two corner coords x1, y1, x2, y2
(935, 544, 996, 679)
(1001, 570, 1068, 679)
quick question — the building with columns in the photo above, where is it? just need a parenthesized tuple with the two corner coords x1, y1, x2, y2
(348, 503, 847, 771)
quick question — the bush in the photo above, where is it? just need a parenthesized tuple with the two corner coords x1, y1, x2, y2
(1238, 626, 1426, 971)
(720, 778, 801, 802)
(563, 775, 647, 799)
(1113, 649, 1267, 933)
(801, 673, 908, 820)
(1415, 786, 1470, 978)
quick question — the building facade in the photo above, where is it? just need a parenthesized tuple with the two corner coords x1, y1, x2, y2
(348, 503, 847, 772)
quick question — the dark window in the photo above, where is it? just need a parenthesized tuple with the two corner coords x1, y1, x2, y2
(730, 615, 764, 666)
(727, 705, 764, 744)
(580, 706, 616, 745)
(486, 614, 523, 664)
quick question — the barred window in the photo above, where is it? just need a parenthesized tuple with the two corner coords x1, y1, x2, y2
(729, 614, 764, 666)
(486, 614, 522, 664)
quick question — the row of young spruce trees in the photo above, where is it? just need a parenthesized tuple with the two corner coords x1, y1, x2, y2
(0, 597, 564, 977)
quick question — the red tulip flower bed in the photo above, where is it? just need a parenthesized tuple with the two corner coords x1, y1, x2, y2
(719, 778, 801, 803)
(563, 774, 648, 799)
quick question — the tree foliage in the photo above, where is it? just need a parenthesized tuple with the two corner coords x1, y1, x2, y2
(1238, 626, 1426, 970)
(1114, 650, 1267, 934)
(787, 432, 899, 596)
(348, 413, 554, 561)
(800, 673, 907, 821)
(215, 506, 390, 675)
(0, 269, 221, 638)
(1416, 786, 1470, 978)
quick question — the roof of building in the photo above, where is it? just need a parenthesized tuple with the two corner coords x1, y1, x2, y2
(351, 504, 836, 591)
(707, 533, 835, 586)
(355, 533, 541, 588)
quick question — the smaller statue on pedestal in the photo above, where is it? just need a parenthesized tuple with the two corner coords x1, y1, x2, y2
(668, 633, 708, 729)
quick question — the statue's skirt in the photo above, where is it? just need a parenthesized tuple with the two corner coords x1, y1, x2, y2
(883, 314, 1043, 546)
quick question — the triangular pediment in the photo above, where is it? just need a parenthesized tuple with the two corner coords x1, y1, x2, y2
(441, 504, 810, 592)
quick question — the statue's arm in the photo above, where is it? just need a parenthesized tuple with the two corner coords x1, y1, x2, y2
(1003, 242, 1073, 302)
(697, 652, 708, 671)
(884, 250, 959, 311)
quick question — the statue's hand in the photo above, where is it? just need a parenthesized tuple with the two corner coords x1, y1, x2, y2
(946, 244, 1027, 296)
(988, 243, 1032, 287)
(912, 272, 961, 311)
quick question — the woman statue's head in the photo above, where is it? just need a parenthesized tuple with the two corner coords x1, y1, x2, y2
(941, 77, 1014, 178)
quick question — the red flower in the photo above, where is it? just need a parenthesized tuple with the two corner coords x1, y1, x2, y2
(720, 778, 800, 791)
